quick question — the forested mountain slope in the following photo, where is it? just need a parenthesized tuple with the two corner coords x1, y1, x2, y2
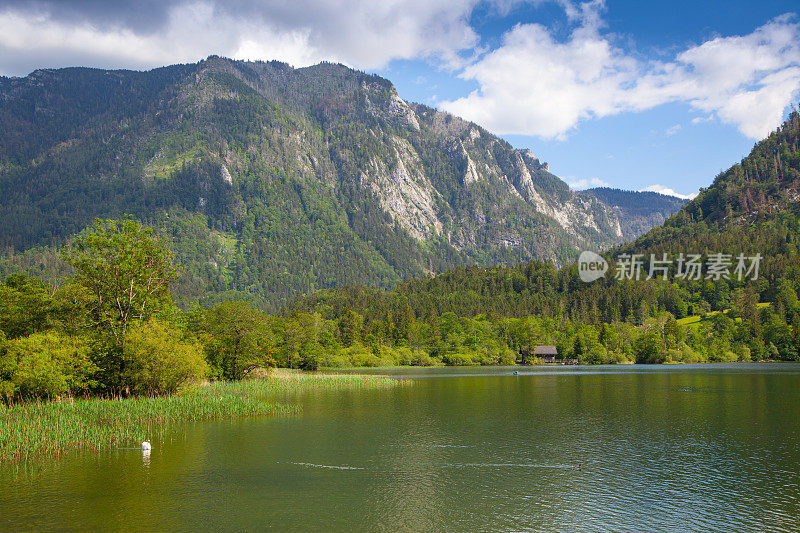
(1, 56, 670, 310)
(288, 110, 800, 361)
(581, 188, 687, 240)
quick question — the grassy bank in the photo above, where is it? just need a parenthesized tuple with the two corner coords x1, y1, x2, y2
(676, 303, 771, 328)
(0, 371, 401, 463)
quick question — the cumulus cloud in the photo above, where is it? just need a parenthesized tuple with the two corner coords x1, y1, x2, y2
(0, 0, 480, 74)
(568, 177, 610, 190)
(641, 185, 697, 200)
(2, 0, 799, 142)
(442, 3, 800, 140)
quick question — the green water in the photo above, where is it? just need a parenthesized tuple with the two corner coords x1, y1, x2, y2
(2, 364, 800, 531)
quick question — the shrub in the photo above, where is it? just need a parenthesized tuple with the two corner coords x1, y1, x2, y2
(736, 345, 752, 362)
(347, 345, 382, 367)
(411, 352, 438, 366)
(317, 351, 350, 368)
(191, 301, 276, 380)
(679, 345, 700, 363)
(122, 320, 208, 395)
(1, 330, 96, 399)
(580, 344, 609, 365)
(297, 344, 324, 371)
(0, 330, 10, 402)
(663, 348, 682, 363)
(441, 350, 478, 366)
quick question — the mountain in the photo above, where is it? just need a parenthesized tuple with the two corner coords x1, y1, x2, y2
(287, 109, 800, 362)
(293, 108, 800, 321)
(580, 187, 687, 240)
(1, 56, 665, 310)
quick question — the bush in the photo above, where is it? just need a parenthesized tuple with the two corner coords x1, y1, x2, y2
(736, 345, 752, 362)
(611, 351, 633, 364)
(441, 350, 479, 366)
(474, 346, 517, 365)
(1, 330, 96, 399)
(406, 349, 438, 367)
(663, 348, 682, 363)
(580, 344, 609, 365)
(634, 329, 663, 363)
(191, 301, 276, 380)
(122, 320, 208, 395)
(347, 345, 382, 367)
(317, 351, 350, 368)
(0, 330, 9, 401)
(678, 344, 700, 363)
(297, 344, 324, 371)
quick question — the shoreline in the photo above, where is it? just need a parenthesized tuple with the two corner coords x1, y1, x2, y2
(0, 372, 402, 463)
(320, 359, 792, 371)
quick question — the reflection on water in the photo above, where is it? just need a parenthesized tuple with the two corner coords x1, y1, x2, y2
(2, 364, 800, 532)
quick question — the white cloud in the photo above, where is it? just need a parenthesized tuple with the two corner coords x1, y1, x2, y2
(442, 4, 800, 140)
(443, 2, 637, 140)
(691, 115, 713, 124)
(0, 0, 481, 74)
(568, 177, 610, 190)
(1, 0, 798, 142)
(665, 124, 682, 136)
(641, 185, 697, 200)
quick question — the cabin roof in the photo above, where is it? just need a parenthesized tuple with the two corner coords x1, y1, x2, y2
(534, 345, 558, 355)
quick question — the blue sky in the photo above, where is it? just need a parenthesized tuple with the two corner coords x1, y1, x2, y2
(1, 0, 799, 198)
(378, 0, 800, 197)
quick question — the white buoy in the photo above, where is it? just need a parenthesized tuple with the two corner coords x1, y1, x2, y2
(142, 441, 152, 451)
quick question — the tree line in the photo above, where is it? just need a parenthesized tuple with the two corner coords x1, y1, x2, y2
(5, 208, 800, 405)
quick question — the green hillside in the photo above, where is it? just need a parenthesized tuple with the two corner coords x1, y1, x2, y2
(0, 56, 657, 311)
(581, 187, 687, 240)
(284, 109, 800, 363)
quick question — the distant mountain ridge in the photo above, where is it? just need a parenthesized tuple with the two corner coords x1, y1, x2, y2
(580, 187, 687, 240)
(290, 108, 800, 327)
(0, 56, 677, 309)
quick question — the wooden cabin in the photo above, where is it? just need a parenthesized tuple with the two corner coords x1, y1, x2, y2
(518, 345, 578, 365)
(534, 345, 558, 363)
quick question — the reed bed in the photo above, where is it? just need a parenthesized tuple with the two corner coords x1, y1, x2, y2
(0, 371, 403, 463)
(253, 368, 403, 389)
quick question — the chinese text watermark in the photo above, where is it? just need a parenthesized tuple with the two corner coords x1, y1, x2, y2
(578, 252, 761, 282)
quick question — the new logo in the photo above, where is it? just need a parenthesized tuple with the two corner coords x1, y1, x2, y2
(578, 250, 608, 282)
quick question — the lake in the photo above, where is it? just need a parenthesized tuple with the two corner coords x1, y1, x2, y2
(2, 364, 800, 531)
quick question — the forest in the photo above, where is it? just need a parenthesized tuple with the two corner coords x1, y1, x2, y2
(0, 57, 665, 312)
(3, 202, 799, 403)
(2, 67, 800, 402)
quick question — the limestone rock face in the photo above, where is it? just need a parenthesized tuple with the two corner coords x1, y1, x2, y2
(1, 56, 681, 308)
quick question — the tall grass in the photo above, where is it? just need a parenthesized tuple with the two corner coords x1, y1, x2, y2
(0, 371, 403, 463)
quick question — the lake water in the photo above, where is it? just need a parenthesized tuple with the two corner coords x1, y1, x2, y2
(2, 364, 800, 531)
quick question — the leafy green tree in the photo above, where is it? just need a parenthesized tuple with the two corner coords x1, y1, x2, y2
(63, 218, 180, 346)
(50, 281, 96, 335)
(122, 320, 207, 395)
(634, 328, 662, 364)
(193, 301, 276, 380)
(0, 275, 54, 340)
(338, 308, 361, 347)
(0, 330, 96, 399)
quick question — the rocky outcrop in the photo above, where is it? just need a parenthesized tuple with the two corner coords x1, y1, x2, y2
(363, 137, 442, 241)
